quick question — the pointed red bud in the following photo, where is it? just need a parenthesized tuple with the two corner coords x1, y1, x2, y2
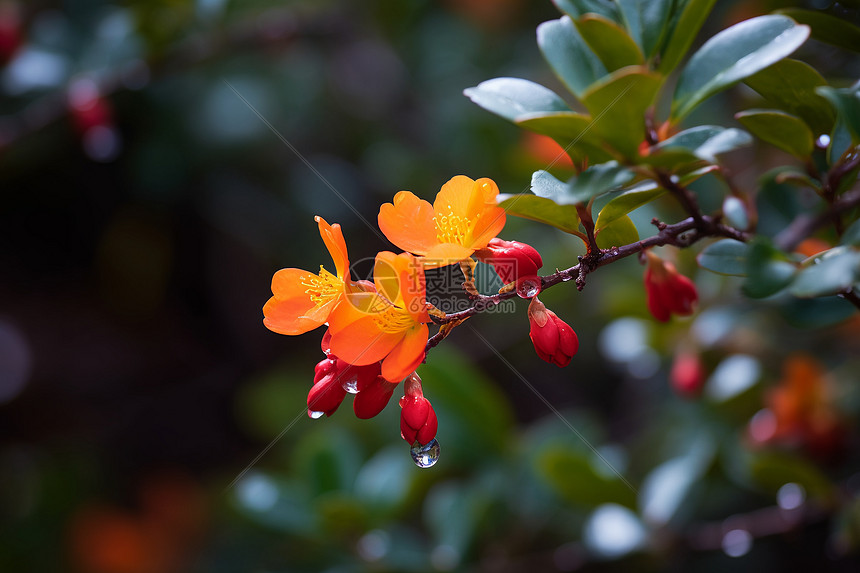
(399, 373, 438, 445)
(307, 357, 347, 417)
(475, 238, 543, 284)
(527, 297, 578, 367)
(353, 375, 397, 419)
(643, 251, 698, 322)
(670, 351, 705, 398)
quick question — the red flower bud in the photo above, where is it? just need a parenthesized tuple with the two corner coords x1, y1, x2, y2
(475, 238, 543, 284)
(643, 251, 698, 322)
(353, 375, 397, 419)
(527, 297, 578, 367)
(307, 357, 347, 417)
(399, 373, 438, 445)
(670, 351, 705, 398)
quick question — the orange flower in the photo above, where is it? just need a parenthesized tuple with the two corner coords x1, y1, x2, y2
(263, 216, 354, 335)
(328, 251, 430, 382)
(378, 175, 507, 268)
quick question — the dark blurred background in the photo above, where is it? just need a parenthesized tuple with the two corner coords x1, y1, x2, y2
(2, 1, 860, 572)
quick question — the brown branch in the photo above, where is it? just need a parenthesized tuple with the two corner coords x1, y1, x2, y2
(839, 289, 860, 310)
(424, 215, 750, 349)
(656, 170, 708, 230)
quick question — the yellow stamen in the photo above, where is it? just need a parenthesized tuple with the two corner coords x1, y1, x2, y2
(433, 212, 473, 244)
(302, 266, 343, 306)
(373, 304, 415, 333)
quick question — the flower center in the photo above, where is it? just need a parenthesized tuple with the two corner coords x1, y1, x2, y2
(433, 210, 474, 245)
(373, 304, 415, 334)
(302, 267, 343, 306)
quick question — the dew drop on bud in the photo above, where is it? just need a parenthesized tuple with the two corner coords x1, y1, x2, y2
(341, 375, 359, 394)
(516, 278, 541, 299)
(309, 410, 325, 419)
(410, 438, 440, 468)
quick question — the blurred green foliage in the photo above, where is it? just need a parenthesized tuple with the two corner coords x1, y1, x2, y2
(1, 1, 860, 572)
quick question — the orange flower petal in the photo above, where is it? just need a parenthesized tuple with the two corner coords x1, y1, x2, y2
(467, 177, 506, 249)
(263, 268, 327, 335)
(420, 242, 475, 269)
(397, 254, 429, 323)
(381, 323, 428, 382)
(378, 191, 438, 255)
(316, 216, 349, 278)
(373, 251, 404, 307)
(434, 175, 478, 222)
(329, 315, 403, 366)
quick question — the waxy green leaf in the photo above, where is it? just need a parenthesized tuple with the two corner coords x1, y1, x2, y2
(464, 77, 570, 123)
(516, 111, 614, 164)
(616, 0, 672, 58)
(497, 194, 581, 235)
(645, 126, 752, 168)
(735, 109, 815, 157)
(776, 8, 860, 52)
(789, 247, 860, 298)
(745, 59, 835, 136)
(671, 15, 810, 121)
(742, 238, 797, 299)
(538, 16, 608, 98)
(567, 161, 636, 204)
(595, 214, 638, 249)
(658, 0, 718, 74)
(697, 239, 749, 276)
(574, 14, 643, 71)
(581, 67, 663, 157)
(552, 0, 620, 22)
(817, 83, 860, 144)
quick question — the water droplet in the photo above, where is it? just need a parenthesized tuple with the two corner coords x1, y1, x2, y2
(817, 134, 831, 147)
(561, 273, 573, 282)
(410, 438, 440, 468)
(309, 410, 325, 419)
(721, 528, 752, 557)
(516, 278, 541, 299)
(341, 374, 359, 394)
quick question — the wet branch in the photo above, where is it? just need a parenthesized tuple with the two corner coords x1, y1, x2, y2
(424, 214, 750, 351)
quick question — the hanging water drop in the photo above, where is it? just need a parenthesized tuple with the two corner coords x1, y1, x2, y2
(309, 410, 325, 419)
(341, 374, 359, 394)
(410, 439, 440, 468)
(561, 273, 573, 282)
(516, 278, 541, 299)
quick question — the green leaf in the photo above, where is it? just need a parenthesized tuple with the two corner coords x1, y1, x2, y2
(500, 172, 582, 234)
(658, 0, 718, 74)
(574, 14, 644, 71)
(516, 111, 614, 164)
(594, 166, 716, 228)
(745, 59, 835, 136)
(841, 219, 860, 247)
(671, 15, 810, 121)
(552, 0, 620, 22)
(773, 168, 822, 191)
(567, 161, 636, 203)
(742, 238, 798, 299)
(539, 447, 637, 509)
(779, 296, 857, 328)
(497, 195, 581, 234)
(776, 8, 860, 52)
(735, 109, 815, 157)
(463, 77, 570, 123)
(596, 183, 664, 229)
(722, 196, 750, 231)
(817, 83, 860, 144)
(646, 125, 752, 167)
(581, 66, 663, 157)
(616, 0, 672, 58)
(537, 17, 608, 99)
(697, 239, 749, 276)
(828, 120, 854, 166)
(789, 247, 860, 297)
(595, 214, 638, 249)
